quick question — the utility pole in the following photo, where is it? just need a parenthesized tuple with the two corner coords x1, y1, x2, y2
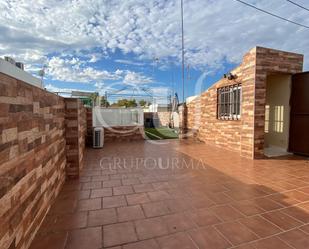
(181, 0, 185, 103)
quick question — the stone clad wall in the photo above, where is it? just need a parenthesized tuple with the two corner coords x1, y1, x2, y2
(144, 112, 170, 127)
(185, 47, 303, 158)
(253, 47, 303, 158)
(0, 73, 87, 249)
(186, 48, 256, 158)
(64, 98, 87, 178)
(0, 72, 66, 249)
(104, 126, 145, 143)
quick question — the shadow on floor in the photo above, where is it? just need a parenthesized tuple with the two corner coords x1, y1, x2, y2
(30, 140, 309, 249)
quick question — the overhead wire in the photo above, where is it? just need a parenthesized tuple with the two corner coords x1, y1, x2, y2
(234, 0, 309, 29)
(286, 0, 309, 12)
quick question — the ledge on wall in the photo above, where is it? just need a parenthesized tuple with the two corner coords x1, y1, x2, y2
(0, 58, 42, 88)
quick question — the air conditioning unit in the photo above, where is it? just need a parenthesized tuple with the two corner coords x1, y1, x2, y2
(93, 127, 104, 148)
(15, 62, 24, 70)
(4, 56, 16, 65)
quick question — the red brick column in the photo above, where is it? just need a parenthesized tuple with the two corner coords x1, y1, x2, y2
(64, 98, 86, 178)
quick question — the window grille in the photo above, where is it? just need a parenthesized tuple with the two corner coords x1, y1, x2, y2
(217, 84, 242, 120)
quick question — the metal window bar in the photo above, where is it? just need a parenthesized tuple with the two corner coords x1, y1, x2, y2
(217, 83, 241, 120)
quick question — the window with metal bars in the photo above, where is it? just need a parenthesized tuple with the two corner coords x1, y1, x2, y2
(217, 84, 242, 120)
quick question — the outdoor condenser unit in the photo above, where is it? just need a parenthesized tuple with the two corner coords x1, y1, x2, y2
(93, 127, 104, 148)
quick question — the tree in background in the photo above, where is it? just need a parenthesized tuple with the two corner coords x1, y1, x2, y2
(139, 99, 150, 107)
(81, 92, 99, 107)
(101, 96, 110, 107)
(116, 98, 137, 108)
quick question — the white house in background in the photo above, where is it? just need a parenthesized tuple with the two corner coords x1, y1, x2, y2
(0, 58, 42, 88)
(146, 103, 171, 112)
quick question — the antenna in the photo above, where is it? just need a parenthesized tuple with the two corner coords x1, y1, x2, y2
(180, 0, 185, 103)
(38, 65, 47, 88)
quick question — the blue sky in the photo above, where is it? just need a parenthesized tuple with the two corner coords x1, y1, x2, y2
(1, 0, 308, 104)
(45, 48, 237, 103)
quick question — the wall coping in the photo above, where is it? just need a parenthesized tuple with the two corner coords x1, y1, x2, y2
(0, 58, 42, 88)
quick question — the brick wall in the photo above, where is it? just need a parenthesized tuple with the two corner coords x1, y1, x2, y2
(253, 47, 303, 158)
(64, 98, 87, 178)
(0, 73, 88, 249)
(104, 126, 145, 143)
(0, 73, 66, 249)
(144, 112, 171, 127)
(185, 47, 303, 158)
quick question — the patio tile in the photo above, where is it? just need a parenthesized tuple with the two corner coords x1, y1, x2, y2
(135, 217, 169, 240)
(189, 196, 215, 209)
(162, 213, 196, 233)
(211, 205, 244, 222)
(82, 181, 102, 190)
(122, 239, 160, 249)
(88, 208, 117, 226)
(29, 231, 68, 249)
(90, 188, 112, 198)
(29, 140, 309, 249)
(298, 186, 309, 195)
(186, 208, 221, 227)
(46, 212, 88, 232)
(300, 224, 309, 234)
(252, 237, 294, 249)
(103, 196, 127, 208)
(254, 197, 284, 211)
(152, 181, 171, 190)
(126, 193, 151, 205)
(232, 244, 257, 249)
(284, 190, 309, 202)
(147, 190, 171, 201)
(133, 183, 154, 193)
(113, 185, 134, 195)
(58, 189, 90, 200)
(103, 180, 122, 188)
(49, 199, 78, 215)
(164, 198, 192, 212)
(117, 205, 145, 222)
(122, 178, 141, 186)
(77, 198, 101, 211)
(215, 221, 259, 246)
(142, 201, 171, 217)
(205, 192, 234, 205)
(92, 175, 109, 181)
(66, 227, 102, 249)
(281, 206, 309, 223)
(239, 215, 282, 238)
(278, 229, 309, 249)
(103, 222, 138, 247)
(156, 232, 198, 249)
(62, 181, 81, 191)
(262, 210, 303, 230)
(231, 200, 265, 216)
(269, 193, 300, 207)
(188, 227, 232, 249)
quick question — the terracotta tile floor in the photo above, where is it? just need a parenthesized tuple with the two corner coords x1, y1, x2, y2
(30, 140, 309, 249)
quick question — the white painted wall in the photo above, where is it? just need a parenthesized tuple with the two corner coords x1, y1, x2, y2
(93, 107, 144, 127)
(0, 58, 42, 88)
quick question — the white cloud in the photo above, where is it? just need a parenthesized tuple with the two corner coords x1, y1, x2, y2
(123, 71, 153, 85)
(0, 0, 309, 71)
(45, 83, 93, 96)
(115, 59, 145, 66)
(46, 56, 122, 83)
